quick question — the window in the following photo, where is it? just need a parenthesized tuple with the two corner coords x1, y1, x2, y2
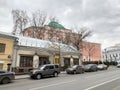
(54, 58, 59, 64)
(55, 65, 59, 68)
(20, 56, 33, 67)
(39, 57, 50, 65)
(49, 66, 54, 69)
(44, 66, 49, 70)
(0, 43, 6, 53)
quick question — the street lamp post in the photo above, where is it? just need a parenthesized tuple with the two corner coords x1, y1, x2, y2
(58, 38, 62, 66)
(104, 49, 107, 62)
(104, 49, 109, 67)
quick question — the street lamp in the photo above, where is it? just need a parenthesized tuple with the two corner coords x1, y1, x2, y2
(104, 49, 107, 62)
(58, 38, 62, 66)
(104, 49, 109, 67)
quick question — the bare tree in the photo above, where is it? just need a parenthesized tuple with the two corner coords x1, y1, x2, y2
(30, 10, 47, 38)
(49, 16, 59, 22)
(71, 26, 92, 51)
(63, 32, 72, 45)
(46, 16, 60, 42)
(83, 42, 96, 61)
(12, 10, 28, 35)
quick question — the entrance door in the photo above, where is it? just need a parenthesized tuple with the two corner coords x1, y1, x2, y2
(64, 58, 70, 66)
(73, 58, 79, 65)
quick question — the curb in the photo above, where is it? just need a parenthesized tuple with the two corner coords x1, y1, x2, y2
(15, 77, 29, 80)
(15, 72, 66, 80)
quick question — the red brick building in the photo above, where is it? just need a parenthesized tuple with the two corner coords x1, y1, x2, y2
(23, 22, 102, 62)
(82, 41, 102, 62)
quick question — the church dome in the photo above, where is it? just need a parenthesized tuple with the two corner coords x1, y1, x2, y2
(48, 21, 65, 29)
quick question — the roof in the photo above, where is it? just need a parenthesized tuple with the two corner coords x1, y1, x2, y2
(0, 31, 79, 54)
(17, 36, 79, 53)
(0, 31, 17, 39)
(48, 21, 65, 29)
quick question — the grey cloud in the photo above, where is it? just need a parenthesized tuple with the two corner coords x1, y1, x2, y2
(0, 0, 120, 48)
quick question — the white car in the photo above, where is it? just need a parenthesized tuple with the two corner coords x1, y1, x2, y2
(97, 64, 108, 70)
(117, 64, 120, 68)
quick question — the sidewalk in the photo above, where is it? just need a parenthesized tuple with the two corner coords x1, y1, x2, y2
(15, 71, 66, 80)
(15, 74, 29, 80)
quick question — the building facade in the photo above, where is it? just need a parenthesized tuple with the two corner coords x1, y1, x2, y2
(103, 44, 120, 62)
(0, 32, 16, 71)
(23, 22, 102, 63)
(12, 36, 80, 74)
(82, 41, 102, 62)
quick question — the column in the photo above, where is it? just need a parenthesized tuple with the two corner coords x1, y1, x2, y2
(70, 56, 74, 66)
(49, 53, 54, 64)
(33, 54, 39, 69)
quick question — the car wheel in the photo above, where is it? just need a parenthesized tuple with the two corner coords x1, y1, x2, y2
(53, 72, 58, 77)
(82, 70, 85, 73)
(73, 71, 77, 74)
(105, 67, 108, 70)
(36, 74, 42, 80)
(2, 78, 10, 84)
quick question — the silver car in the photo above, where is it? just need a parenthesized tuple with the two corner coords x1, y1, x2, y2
(116, 61, 120, 68)
(29, 64, 60, 79)
(97, 64, 108, 70)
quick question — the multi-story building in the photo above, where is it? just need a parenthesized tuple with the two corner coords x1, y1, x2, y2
(23, 21, 102, 62)
(82, 41, 102, 62)
(0, 32, 17, 71)
(103, 44, 120, 62)
(23, 22, 72, 43)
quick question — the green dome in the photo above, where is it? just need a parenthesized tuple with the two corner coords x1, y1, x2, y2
(48, 21, 65, 29)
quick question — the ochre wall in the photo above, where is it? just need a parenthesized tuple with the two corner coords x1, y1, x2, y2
(0, 37, 14, 71)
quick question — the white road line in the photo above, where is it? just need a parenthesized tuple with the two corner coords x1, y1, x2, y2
(84, 77, 120, 90)
(29, 79, 77, 90)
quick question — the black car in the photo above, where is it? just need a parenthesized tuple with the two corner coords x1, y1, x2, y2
(0, 70, 15, 84)
(84, 64, 97, 72)
(66, 65, 84, 74)
(30, 64, 60, 79)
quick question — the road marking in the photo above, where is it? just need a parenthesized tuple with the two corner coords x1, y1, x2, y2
(29, 79, 77, 90)
(85, 77, 120, 90)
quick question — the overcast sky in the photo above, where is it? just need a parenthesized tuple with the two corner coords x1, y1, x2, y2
(0, 0, 120, 49)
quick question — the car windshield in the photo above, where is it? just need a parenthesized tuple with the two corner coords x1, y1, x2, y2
(39, 65, 45, 70)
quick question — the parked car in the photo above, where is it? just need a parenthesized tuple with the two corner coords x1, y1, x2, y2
(29, 64, 60, 79)
(0, 70, 15, 84)
(66, 65, 84, 74)
(97, 64, 108, 70)
(117, 63, 120, 68)
(84, 64, 97, 72)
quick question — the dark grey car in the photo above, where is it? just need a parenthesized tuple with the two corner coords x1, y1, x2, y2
(30, 64, 60, 79)
(84, 64, 98, 72)
(66, 65, 84, 74)
(0, 70, 15, 84)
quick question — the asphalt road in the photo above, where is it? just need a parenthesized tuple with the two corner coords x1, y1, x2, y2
(0, 66, 120, 90)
